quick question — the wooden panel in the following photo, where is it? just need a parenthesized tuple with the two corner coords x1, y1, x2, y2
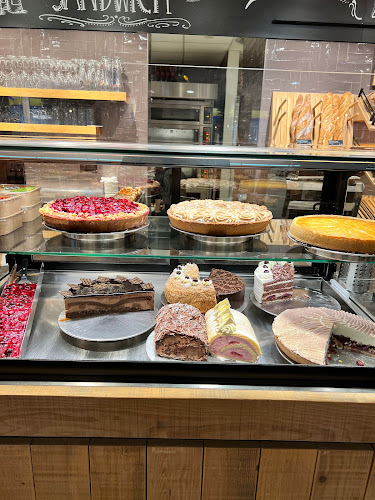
(364, 446, 375, 500)
(0, 87, 128, 102)
(90, 439, 146, 500)
(1, 386, 375, 442)
(0, 123, 101, 135)
(202, 440, 260, 500)
(311, 444, 374, 499)
(147, 439, 203, 500)
(256, 443, 317, 499)
(0, 438, 35, 500)
(31, 438, 90, 500)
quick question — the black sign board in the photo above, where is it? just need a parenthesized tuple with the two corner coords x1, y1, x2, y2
(0, 0, 374, 42)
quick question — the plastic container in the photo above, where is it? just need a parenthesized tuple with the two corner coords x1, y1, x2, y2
(0, 193, 21, 218)
(0, 185, 41, 206)
(21, 201, 42, 223)
(0, 226, 25, 252)
(23, 216, 43, 236)
(0, 211, 23, 236)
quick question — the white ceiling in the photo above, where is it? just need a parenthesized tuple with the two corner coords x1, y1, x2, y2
(150, 34, 242, 66)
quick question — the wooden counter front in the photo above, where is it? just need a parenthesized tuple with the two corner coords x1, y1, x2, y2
(0, 384, 374, 499)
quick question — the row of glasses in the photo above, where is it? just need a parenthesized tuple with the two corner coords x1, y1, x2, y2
(0, 56, 125, 92)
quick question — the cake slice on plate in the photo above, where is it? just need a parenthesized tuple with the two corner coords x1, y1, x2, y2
(155, 303, 208, 361)
(254, 261, 294, 303)
(209, 268, 245, 309)
(164, 263, 217, 313)
(60, 275, 154, 319)
(206, 298, 261, 363)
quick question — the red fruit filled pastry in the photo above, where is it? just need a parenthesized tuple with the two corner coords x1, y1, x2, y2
(40, 196, 149, 233)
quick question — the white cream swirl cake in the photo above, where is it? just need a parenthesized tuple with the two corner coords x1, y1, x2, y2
(168, 199, 273, 236)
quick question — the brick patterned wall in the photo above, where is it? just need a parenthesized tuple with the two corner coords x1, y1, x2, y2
(0, 28, 149, 143)
(259, 39, 375, 146)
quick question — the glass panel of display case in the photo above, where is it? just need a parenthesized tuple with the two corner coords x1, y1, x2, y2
(0, 159, 373, 263)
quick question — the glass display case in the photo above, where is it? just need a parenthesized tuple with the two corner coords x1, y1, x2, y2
(0, 140, 374, 388)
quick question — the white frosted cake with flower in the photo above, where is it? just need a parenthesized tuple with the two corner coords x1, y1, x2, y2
(254, 261, 295, 303)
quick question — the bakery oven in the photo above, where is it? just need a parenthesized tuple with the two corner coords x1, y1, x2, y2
(149, 82, 217, 145)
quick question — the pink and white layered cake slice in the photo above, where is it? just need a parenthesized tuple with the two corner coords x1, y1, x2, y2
(254, 261, 295, 303)
(205, 299, 261, 363)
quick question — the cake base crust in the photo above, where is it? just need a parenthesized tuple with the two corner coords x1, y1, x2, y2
(169, 214, 271, 236)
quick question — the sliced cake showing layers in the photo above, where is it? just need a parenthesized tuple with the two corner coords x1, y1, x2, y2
(254, 261, 294, 303)
(206, 299, 261, 363)
(273, 307, 375, 365)
(61, 276, 154, 319)
(155, 303, 208, 361)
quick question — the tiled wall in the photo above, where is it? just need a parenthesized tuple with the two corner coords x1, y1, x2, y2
(237, 38, 266, 146)
(0, 28, 149, 143)
(0, 28, 150, 195)
(259, 40, 375, 146)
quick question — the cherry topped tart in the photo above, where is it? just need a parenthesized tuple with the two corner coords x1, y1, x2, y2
(40, 196, 149, 233)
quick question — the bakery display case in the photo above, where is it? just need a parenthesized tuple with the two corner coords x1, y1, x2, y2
(0, 140, 374, 388)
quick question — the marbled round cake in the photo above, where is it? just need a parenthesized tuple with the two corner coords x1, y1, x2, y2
(40, 196, 149, 233)
(273, 307, 375, 365)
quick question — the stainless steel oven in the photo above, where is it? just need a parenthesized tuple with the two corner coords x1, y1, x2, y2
(149, 82, 218, 145)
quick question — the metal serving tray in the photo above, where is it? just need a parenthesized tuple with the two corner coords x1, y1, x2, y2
(24, 270, 354, 366)
(43, 222, 149, 242)
(288, 233, 375, 263)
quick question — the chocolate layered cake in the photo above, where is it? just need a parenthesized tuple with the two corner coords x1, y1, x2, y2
(273, 307, 375, 365)
(61, 276, 154, 319)
(209, 269, 245, 309)
(155, 303, 209, 361)
(254, 261, 294, 303)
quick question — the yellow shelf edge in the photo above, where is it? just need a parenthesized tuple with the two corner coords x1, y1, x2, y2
(0, 123, 101, 135)
(0, 87, 128, 102)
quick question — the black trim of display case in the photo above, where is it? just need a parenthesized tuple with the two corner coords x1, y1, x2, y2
(0, 360, 372, 389)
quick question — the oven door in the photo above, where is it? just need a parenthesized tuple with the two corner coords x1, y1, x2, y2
(149, 123, 202, 144)
(150, 100, 206, 124)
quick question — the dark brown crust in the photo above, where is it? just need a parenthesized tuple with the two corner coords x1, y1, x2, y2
(168, 213, 272, 236)
(42, 211, 148, 233)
